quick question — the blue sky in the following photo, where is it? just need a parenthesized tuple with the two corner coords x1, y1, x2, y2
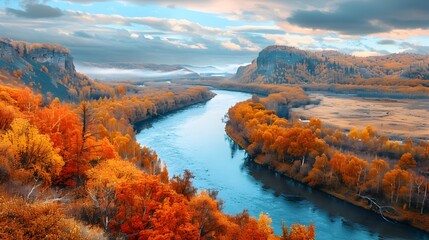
(0, 0, 428, 72)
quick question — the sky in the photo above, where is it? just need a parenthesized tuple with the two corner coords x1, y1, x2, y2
(1, 0, 429, 72)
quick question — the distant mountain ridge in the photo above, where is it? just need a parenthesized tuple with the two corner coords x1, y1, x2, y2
(0, 38, 112, 101)
(233, 45, 429, 84)
(77, 62, 199, 81)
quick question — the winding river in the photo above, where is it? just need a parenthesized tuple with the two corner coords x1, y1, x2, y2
(136, 90, 429, 239)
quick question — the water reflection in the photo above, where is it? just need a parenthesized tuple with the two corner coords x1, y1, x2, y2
(230, 139, 429, 240)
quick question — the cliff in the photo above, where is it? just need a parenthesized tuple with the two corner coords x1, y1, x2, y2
(0, 38, 111, 101)
(233, 45, 429, 84)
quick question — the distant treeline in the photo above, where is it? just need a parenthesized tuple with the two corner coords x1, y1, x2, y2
(175, 79, 318, 108)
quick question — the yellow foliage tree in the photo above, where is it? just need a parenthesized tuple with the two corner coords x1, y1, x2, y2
(0, 118, 63, 187)
(86, 158, 142, 230)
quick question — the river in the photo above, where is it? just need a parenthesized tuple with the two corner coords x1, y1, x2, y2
(136, 90, 429, 239)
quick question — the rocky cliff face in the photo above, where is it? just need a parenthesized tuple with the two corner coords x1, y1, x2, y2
(27, 48, 75, 74)
(0, 38, 75, 75)
(233, 45, 321, 83)
(255, 45, 307, 78)
(0, 41, 15, 59)
(233, 45, 429, 84)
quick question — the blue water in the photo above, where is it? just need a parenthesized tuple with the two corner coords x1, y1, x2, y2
(136, 90, 429, 240)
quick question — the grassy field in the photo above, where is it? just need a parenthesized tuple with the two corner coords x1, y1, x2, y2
(291, 92, 429, 141)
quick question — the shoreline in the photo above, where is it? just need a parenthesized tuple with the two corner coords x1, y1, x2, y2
(133, 92, 216, 132)
(225, 125, 429, 234)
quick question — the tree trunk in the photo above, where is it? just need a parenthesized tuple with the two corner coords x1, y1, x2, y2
(396, 178, 401, 203)
(409, 180, 413, 208)
(421, 184, 427, 214)
(416, 185, 421, 208)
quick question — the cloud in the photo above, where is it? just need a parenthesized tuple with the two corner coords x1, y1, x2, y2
(372, 29, 429, 40)
(130, 33, 139, 39)
(264, 33, 315, 47)
(287, 0, 429, 35)
(73, 30, 94, 39)
(1, 0, 428, 68)
(352, 51, 382, 57)
(400, 42, 429, 54)
(6, 3, 63, 18)
(75, 65, 195, 80)
(161, 37, 207, 49)
(377, 39, 396, 45)
(228, 25, 285, 34)
(0, 9, 258, 65)
(66, 11, 226, 37)
(221, 41, 241, 51)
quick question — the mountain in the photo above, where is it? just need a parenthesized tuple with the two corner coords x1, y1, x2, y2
(0, 38, 113, 101)
(76, 62, 199, 81)
(233, 45, 429, 84)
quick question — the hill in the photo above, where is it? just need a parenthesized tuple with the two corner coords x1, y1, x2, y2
(233, 45, 429, 84)
(0, 38, 113, 101)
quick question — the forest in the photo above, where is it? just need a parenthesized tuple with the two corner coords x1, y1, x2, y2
(225, 89, 429, 232)
(0, 83, 315, 239)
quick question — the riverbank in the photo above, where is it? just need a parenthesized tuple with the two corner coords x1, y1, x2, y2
(133, 93, 215, 132)
(225, 123, 429, 233)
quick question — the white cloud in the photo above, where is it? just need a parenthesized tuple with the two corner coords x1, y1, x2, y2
(75, 65, 195, 80)
(352, 51, 382, 57)
(130, 33, 139, 39)
(264, 33, 315, 47)
(144, 34, 154, 40)
(221, 41, 241, 51)
(161, 37, 207, 49)
(228, 25, 283, 32)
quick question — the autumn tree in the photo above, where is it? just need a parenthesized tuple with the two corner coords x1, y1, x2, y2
(0, 118, 63, 188)
(111, 174, 195, 239)
(189, 191, 229, 238)
(397, 152, 416, 170)
(304, 154, 330, 187)
(86, 159, 142, 231)
(367, 159, 390, 194)
(0, 102, 15, 130)
(329, 152, 347, 184)
(31, 100, 83, 186)
(170, 169, 197, 200)
(0, 195, 104, 239)
(69, 101, 98, 186)
(382, 169, 410, 203)
(288, 128, 316, 166)
(281, 222, 316, 240)
(341, 156, 368, 194)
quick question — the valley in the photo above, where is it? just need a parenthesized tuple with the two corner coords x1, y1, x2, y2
(1, 0, 429, 239)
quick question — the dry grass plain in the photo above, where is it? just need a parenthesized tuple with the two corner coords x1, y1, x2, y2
(291, 92, 429, 141)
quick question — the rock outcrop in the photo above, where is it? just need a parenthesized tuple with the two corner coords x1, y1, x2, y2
(27, 48, 75, 74)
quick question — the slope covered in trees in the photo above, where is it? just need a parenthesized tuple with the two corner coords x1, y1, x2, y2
(0, 38, 115, 101)
(226, 90, 429, 232)
(0, 83, 315, 239)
